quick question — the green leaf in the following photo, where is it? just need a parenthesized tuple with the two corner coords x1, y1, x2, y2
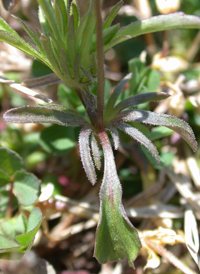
(92, 24, 120, 52)
(0, 221, 15, 240)
(120, 110, 198, 152)
(70, 0, 80, 30)
(103, 0, 123, 29)
(0, 31, 46, 64)
(13, 16, 44, 54)
(3, 104, 89, 127)
(95, 131, 141, 267)
(15, 208, 43, 247)
(0, 235, 21, 252)
(13, 171, 41, 206)
(147, 126, 174, 141)
(128, 58, 145, 95)
(79, 127, 97, 185)
(40, 35, 62, 77)
(117, 123, 159, 163)
(79, 2, 96, 67)
(114, 12, 200, 45)
(114, 92, 169, 113)
(0, 170, 10, 188)
(39, 124, 76, 155)
(91, 133, 101, 170)
(0, 190, 10, 218)
(37, 0, 62, 44)
(14, 214, 27, 235)
(105, 73, 132, 117)
(31, 60, 53, 78)
(107, 126, 120, 150)
(146, 69, 161, 92)
(0, 148, 25, 176)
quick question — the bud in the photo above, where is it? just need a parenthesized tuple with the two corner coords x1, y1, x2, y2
(155, 0, 181, 14)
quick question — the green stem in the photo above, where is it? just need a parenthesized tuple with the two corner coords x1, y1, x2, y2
(94, 0, 105, 131)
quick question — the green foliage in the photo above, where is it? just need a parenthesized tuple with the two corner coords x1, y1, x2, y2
(0, 148, 42, 255)
(0, 0, 199, 270)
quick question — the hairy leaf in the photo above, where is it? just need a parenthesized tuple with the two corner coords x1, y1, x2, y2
(95, 131, 141, 267)
(107, 126, 120, 150)
(103, 0, 123, 29)
(91, 133, 101, 170)
(79, 127, 97, 185)
(108, 12, 200, 48)
(114, 92, 170, 113)
(119, 110, 197, 152)
(105, 73, 132, 114)
(3, 104, 89, 128)
(117, 123, 159, 163)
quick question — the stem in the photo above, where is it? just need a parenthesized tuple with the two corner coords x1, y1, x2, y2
(6, 181, 14, 218)
(75, 88, 97, 126)
(145, 239, 198, 274)
(94, 0, 105, 131)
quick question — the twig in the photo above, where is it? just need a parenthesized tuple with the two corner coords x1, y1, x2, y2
(145, 239, 198, 274)
(0, 76, 53, 103)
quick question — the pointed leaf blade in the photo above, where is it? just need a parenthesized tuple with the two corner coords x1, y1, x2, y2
(79, 127, 97, 185)
(115, 12, 200, 42)
(3, 104, 89, 127)
(107, 126, 120, 150)
(117, 123, 160, 163)
(103, 1, 123, 29)
(120, 110, 197, 152)
(105, 73, 132, 114)
(91, 133, 101, 170)
(114, 92, 170, 113)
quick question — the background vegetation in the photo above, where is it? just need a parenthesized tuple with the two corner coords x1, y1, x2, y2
(0, 0, 200, 273)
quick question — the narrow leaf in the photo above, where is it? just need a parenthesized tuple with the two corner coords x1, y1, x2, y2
(116, 12, 200, 40)
(40, 35, 62, 78)
(37, 0, 62, 44)
(66, 15, 76, 76)
(114, 92, 170, 113)
(105, 73, 132, 114)
(3, 104, 89, 128)
(79, 127, 97, 185)
(0, 31, 46, 65)
(95, 131, 141, 267)
(79, 2, 96, 67)
(92, 24, 120, 52)
(103, 0, 123, 29)
(70, 1, 80, 30)
(119, 110, 197, 152)
(107, 126, 120, 150)
(117, 123, 160, 163)
(13, 16, 44, 54)
(103, 35, 131, 52)
(91, 133, 101, 170)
